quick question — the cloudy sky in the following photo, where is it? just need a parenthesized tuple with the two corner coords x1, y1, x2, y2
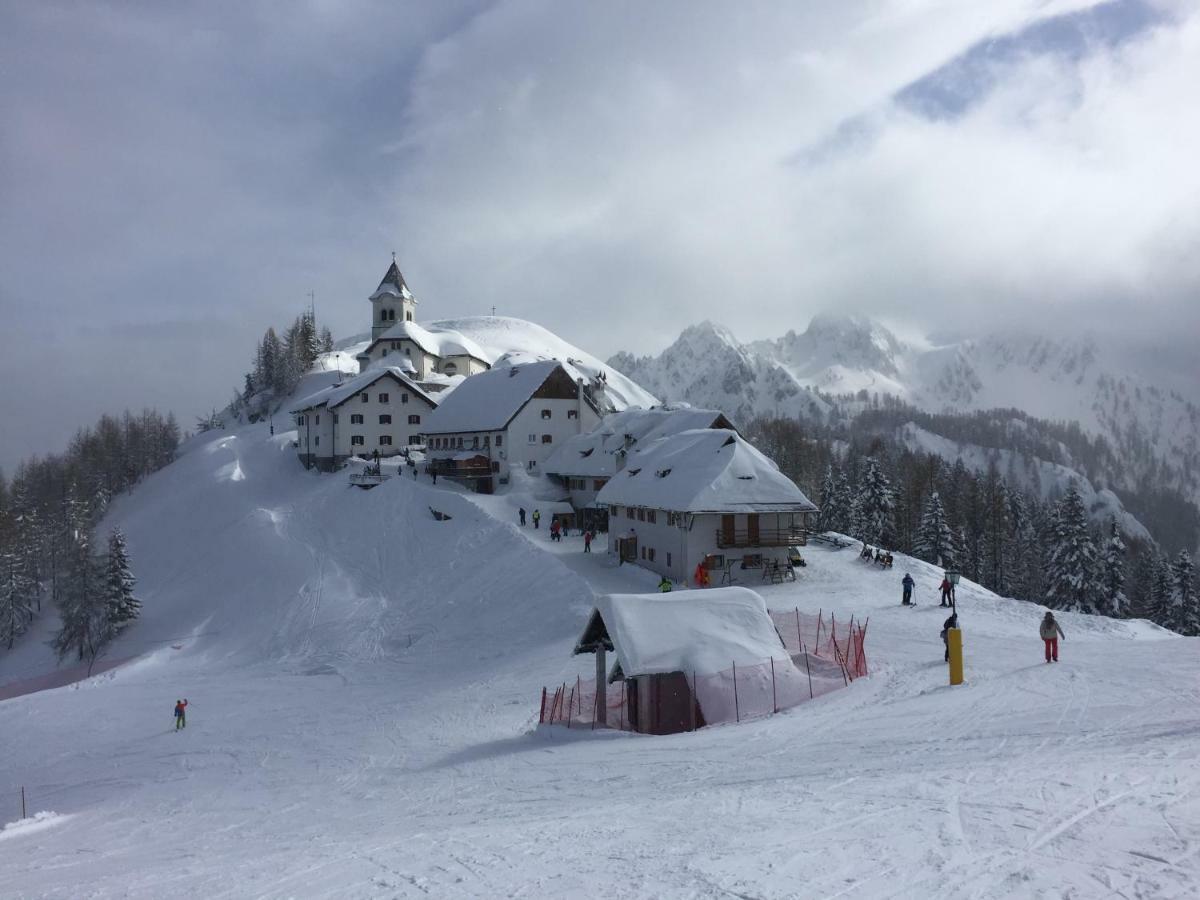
(1, 0, 1196, 469)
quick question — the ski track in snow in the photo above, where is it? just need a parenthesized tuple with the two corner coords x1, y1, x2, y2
(1, 423, 1199, 898)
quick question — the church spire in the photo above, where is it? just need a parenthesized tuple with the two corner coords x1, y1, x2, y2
(372, 257, 411, 300)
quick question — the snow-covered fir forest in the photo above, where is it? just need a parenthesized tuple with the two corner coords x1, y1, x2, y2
(739, 415, 1199, 634)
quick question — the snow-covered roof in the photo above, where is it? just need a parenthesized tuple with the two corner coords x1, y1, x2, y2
(289, 367, 436, 414)
(364, 320, 492, 364)
(578, 588, 789, 677)
(595, 429, 818, 514)
(543, 406, 734, 478)
(422, 360, 579, 434)
(369, 260, 415, 302)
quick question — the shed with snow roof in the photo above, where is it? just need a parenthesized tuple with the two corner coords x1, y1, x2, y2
(573, 587, 792, 734)
(289, 367, 438, 471)
(595, 429, 818, 583)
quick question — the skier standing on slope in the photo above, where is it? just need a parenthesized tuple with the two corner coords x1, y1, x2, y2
(941, 614, 958, 662)
(519, 507, 526, 527)
(532, 509, 541, 529)
(901, 573, 915, 605)
(174, 699, 188, 730)
(583, 530, 592, 553)
(939, 577, 953, 607)
(1040, 611, 1065, 663)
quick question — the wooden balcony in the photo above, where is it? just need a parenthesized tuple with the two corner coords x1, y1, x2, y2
(715, 527, 808, 549)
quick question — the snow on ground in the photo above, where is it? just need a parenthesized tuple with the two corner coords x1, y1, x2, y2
(2, 421, 1199, 899)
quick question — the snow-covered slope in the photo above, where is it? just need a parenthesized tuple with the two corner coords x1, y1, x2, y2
(343, 315, 658, 413)
(2, 416, 1198, 898)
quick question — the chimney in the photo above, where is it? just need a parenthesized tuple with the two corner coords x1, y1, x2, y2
(577, 377, 585, 431)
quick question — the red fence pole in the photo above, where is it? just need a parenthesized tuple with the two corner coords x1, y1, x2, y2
(566, 686, 575, 728)
(815, 610, 824, 653)
(795, 607, 803, 653)
(803, 649, 814, 699)
(770, 657, 778, 714)
(732, 661, 740, 723)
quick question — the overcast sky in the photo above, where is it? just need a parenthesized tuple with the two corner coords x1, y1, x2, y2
(1, 0, 1197, 470)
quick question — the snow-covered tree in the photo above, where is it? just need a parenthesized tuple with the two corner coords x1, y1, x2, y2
(1150, 552, 1174, 622)
(1044, 484, 1097, 613)
(103, 529, 139, 630)
(0, 543, 37, 649)
(914, 491, 954, 567)
(815, 466, 838, 532)
(1169, 549, 1198, 635)
(52, 530, 112, 669)
(319, 326, 335, 354)
(855, 459, 896, 547)
(1096, 519, 1128, 618)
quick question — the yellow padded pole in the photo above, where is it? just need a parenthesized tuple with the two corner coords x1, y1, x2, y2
(948, 628, 964, 685)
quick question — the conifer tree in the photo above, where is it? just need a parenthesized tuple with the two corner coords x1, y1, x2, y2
(319, 326, 334, 354)
(1150, 552, 1174, 622)
(1096, 519, 1128, 618)
(52, 530, 111, 669)
(815, 466, 838, 532)
(1169, 549, 1197, 635)
(856, 459, 896, 547)
(914, 491, 954, 566)
(1044, 484, 1097, 613)
(0, 543, 36, 649)
(103, 529, 139, 630)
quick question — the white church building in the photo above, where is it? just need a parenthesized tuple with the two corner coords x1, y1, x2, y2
(353, 259, 491, 382)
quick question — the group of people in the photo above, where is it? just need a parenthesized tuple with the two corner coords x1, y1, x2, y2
(902, 572, 956, 607)
(861, 545, 894, 568)
(910, 570, 1066, 665)
(518, 506, 594, 550)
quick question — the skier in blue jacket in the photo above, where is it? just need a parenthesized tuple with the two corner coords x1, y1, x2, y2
(901, 573, 915, 605)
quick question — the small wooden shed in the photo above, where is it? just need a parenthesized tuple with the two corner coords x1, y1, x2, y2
(573, 587, 790, 735)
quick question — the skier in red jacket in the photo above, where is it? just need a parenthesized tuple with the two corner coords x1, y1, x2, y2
(174, 699, 188, 730)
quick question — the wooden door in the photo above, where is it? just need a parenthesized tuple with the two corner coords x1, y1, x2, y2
(747, 513, 760, 545)
(721, 514, 735, 546)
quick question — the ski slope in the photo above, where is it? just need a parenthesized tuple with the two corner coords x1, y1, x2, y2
(1, 421, 1198, 899)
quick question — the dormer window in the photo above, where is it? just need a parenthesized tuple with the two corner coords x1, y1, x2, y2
(567, 409, 578, 419)
(627, 467, 641, 476)
(656, 468, 672, 478)
(541, 409, 552, 420)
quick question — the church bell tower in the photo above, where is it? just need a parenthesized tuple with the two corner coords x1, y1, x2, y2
(370, 255, 418, 339)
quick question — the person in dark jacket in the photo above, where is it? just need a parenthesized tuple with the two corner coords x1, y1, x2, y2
(1040, 611, 1065, 663)
(941, 614, 958, 662)
(939, 577, 953, 607)
(519, 507, 526, 527)
(583, 530, 592, 552)
(174, 699, 188, 730)
(901, 573, 915, 605)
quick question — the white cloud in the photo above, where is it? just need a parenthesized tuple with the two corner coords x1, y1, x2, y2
(1, 0, 1195, 467)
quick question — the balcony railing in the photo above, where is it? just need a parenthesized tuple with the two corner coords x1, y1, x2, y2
(715, 528, 808, 549)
